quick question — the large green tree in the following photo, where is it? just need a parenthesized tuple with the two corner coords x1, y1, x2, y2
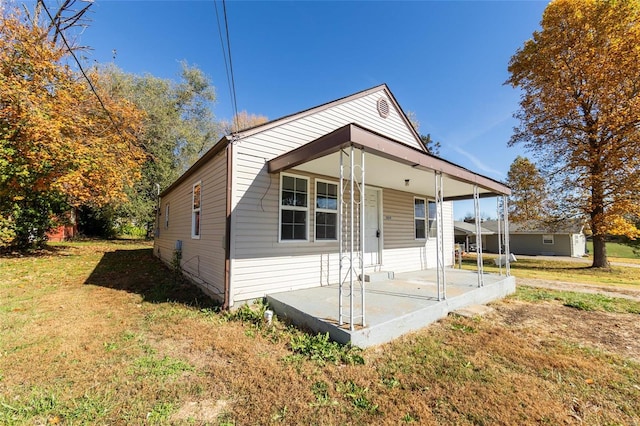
(95, 63, 218, 233)
(507, 0, 640, 268)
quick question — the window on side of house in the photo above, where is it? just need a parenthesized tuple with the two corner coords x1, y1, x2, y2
(192, 182, 201, 239)
(428, 200, 437, 238)
(165, 203, 169, 228)
(315, 180, 338, 240)
(543, 234, 554, 245)
(414, 197, 426, 239)
(280, 174, 308, 241)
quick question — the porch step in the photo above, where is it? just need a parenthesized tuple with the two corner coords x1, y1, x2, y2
(361, 271, 395, 283)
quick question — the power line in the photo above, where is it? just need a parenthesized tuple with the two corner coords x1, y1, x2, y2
(222, 0, 239, 133)
(39, 0, 129, 146)
(214, 2, 234, 125)
(215, 0, 239, 134)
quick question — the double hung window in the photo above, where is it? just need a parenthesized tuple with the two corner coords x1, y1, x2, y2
(414, 198, 426, 239)
(280, 174, 308, 241)
(415, 198, 438, 239)
(315, 180, 338, 240)
(428, 200, 437, 238)
(192, 182, 201, 238)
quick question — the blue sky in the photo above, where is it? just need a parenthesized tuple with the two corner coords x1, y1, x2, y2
(72, 0, 548, 218)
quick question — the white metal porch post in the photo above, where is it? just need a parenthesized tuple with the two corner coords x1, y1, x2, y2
(434, 171, 446, 301)
(497, 197, 503, 276)
(338, 146, 365, 330)
(338, 150, 344, 326)
(473, 185, 484, 287)
(359, 149, 365, 328)
(503, 195, 511, 277)
(349, 146, 355, 329)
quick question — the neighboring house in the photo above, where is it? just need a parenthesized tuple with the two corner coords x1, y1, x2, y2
(454, 221, 495, 252)
(153, 84, 511, 308)
(483, 220, 586, 257)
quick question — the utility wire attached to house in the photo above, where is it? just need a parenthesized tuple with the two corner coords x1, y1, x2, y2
(215, 0, 240, 136)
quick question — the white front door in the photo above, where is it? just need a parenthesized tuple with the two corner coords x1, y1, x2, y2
(364, 188, 381, 266)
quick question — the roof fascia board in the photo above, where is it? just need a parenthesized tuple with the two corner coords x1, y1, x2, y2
(443, 192, 505, 202)
(268, 123, 510, 196)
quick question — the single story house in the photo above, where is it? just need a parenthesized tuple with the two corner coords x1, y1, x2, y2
(454, 221, 495, 252)
(482, 220, 586, 257)
(153, 84, 512, 317)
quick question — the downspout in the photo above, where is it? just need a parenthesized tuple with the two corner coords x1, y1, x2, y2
(223, 139, 233, 310)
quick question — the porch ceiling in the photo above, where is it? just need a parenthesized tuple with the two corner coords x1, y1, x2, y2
(268, 124, 510, 200)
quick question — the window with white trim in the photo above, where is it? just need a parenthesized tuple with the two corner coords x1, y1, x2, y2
(428, 200, 437, 238)
(165, 203, 169, 228)
(414, 197, 426, 239)
(543, 234, 554, 244)
(280, 174, 308, 241)
(315, 180, 338, 240)
(192, 182, 201, 239)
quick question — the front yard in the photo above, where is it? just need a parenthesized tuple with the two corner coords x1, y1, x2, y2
(1, 241, 639, 425)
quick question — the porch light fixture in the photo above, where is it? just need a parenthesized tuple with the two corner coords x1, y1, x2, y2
(405, 179, 410, 186)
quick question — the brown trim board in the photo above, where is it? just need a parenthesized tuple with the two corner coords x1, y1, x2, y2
(268, 124, 511, 197)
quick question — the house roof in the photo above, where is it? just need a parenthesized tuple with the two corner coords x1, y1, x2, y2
(482, 219, 585, 235)
(228, 84, 427, 151)
(268, 123, 510, 199)
(160, 84, 511, 199)
(454, 221, 495, 235)
(161, 84, 422, 197)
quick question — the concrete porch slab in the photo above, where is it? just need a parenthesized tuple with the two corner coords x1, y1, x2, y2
(266, 269, 516, 348)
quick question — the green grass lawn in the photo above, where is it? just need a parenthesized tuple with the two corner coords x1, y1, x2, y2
(1, 241, 639, 425)
(586, 241, 640, 259)
(462, 254, 640, 287)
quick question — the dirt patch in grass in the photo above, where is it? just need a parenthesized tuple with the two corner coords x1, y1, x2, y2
(494, 298, 640, 362)
(171, 398, 229, 423)
(1, 241, 639, 425)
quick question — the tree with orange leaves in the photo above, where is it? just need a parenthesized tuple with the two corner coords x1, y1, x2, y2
(0, 7, 144, 248)
(507, 0, 640, 268)
(219, 110, 269, 135)
(506, 156, 549, 224)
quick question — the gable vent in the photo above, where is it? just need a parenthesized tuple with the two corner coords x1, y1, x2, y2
(377, 97, 390, 118)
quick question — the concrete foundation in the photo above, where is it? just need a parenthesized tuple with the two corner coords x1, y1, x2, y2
(266, 268, 516, 348)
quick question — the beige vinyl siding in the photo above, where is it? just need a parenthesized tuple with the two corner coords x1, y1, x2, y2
(440, 202, 455, 266)
(233, 89, 422, 162)
(230, 166, 343, 303)
(230, 166, 455, 303)
(380, 188, 454, 272)
(154, 149, 227, 302)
